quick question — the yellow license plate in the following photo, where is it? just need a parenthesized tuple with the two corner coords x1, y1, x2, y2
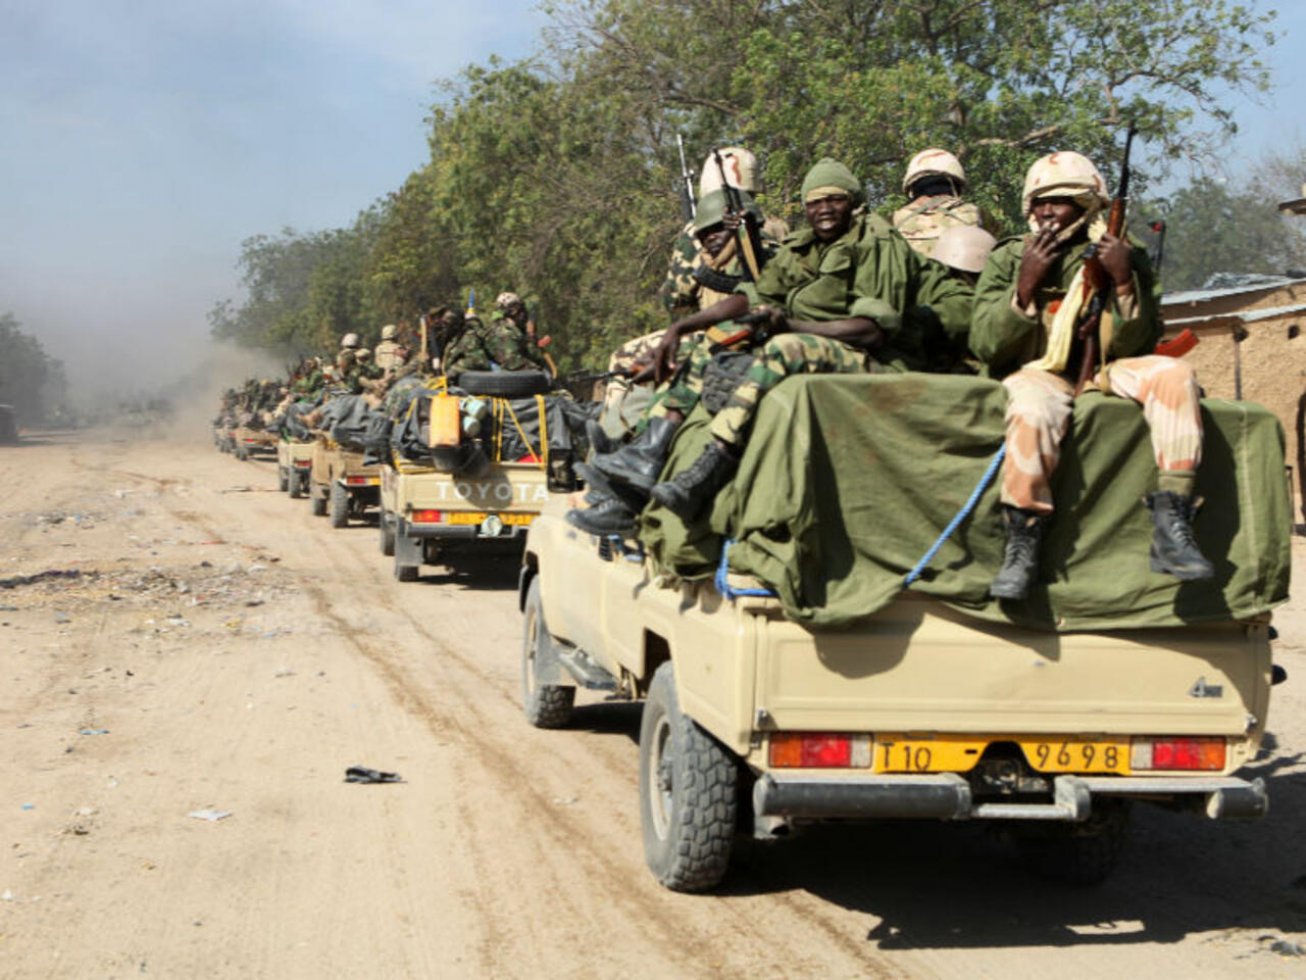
(874, 735, 989, 773)
(445, 511, 537, 527)
(1017, 738, 1129, 774)
(874, 735, 1130, 775)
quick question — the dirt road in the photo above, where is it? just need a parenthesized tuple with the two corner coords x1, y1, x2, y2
(3, 427, 1306, 978)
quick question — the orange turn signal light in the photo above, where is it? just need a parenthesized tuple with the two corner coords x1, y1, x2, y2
(410, 509, 443, 524)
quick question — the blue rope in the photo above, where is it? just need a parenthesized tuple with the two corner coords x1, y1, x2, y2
(902, 445, 1006, 588)
(715, 538, 778, 599)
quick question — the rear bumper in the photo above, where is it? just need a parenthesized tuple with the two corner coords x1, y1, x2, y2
(753, 772, 1268, 823)
(403, 520, 530, 542)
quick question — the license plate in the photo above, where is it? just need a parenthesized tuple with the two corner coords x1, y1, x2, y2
(1017, 738, 1129, 774)
(445, 511, 536, 527)
(874, 735, 1130, 774)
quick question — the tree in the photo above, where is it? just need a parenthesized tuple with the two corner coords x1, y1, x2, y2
(0, 312, 64, 423)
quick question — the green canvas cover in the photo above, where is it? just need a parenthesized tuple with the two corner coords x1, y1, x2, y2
(639, 375, 1291, 630)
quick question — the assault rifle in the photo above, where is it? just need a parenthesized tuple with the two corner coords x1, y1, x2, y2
(676, 134, 696, 223)
(712, 148, 765, 282)
(705, 308, 778, 354)
(1075, 123, 1136, 395)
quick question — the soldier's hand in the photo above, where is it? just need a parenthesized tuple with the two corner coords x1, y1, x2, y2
(652, 327, 683, 385)
(1016, 224, 1063, 308)
(1097, 232, 1134, 289)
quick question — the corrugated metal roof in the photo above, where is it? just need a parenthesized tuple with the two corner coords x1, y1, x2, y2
(1164, 301, 1306, 328)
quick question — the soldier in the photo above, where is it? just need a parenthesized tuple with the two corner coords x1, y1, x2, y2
(374, 324, 406, 371)
(661, 146, 787, 319)
(892, 148, 989, 259)
(971, 150, 1212, 600)
(916, 224, 998, 372)
(572, 158, 972, 532)
(442, 303, 547, 379)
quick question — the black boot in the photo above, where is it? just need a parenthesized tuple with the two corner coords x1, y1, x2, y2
(567, 496, 638, 536)
(575, 461, 650, 512)
(650, 440, 739, 521)
(990, 506, 1047, 600)
(592, 416, 680, 494)
(1146, 491, 1214, 581)
(585, 418, 618, 457)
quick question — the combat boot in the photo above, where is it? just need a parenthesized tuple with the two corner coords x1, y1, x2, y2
(592, 416, 680, 494)
(1146, 491, 1214, 581)
(585, 418, 618, 457)
(990, 506, 1047, 600)
(650, 440, 739, 521)
(567, 496, 638, 536)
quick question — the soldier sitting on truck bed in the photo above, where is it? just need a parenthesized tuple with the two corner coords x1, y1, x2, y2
(892, 148, 994, 259)
(570, 157, 973, 532)
(971, 150, 1213, 600)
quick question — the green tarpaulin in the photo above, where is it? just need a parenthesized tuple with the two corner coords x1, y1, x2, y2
(639, 375, 1291, 631)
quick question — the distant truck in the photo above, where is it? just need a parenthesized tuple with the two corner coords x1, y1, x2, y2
(232, 425, 277, 462)
(378, 370, 579, 580)
(520, 375, 1286, 892)
(276, 438, 315, 498)
(309, 437, 381, 528)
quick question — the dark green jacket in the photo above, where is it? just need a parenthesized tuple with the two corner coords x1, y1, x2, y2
(740, 212, 973, 372)
(970, 236, 1160, 378)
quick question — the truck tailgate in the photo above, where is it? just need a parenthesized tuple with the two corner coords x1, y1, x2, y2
(755, 595, 1268, 737)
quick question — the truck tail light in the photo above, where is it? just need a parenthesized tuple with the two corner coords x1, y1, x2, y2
(769, 733, 870, 768)
(345, 476, 369, 486)
(1130, 737, 1226, 771)
(410, 509, 443, 524)
(294, 461, 311, 469)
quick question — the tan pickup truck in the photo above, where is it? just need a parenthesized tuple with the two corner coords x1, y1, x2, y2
(309, 438, 381, 528)
(276, 439, 315, 498)
(520, 496, 1274, 892)
(379, 459, 549, 581)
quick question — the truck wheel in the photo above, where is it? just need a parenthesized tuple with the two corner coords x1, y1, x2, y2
(1016, 799, 1130, 886)
(639, 662, 737, 892)
(521, 579, 575, 728)
(289, 470, 305, 499)
(378, 512, 395, 556)
(277, 466, 289, 492)
(394, 557, 419, 583)
(328, 481, 349, 528)
(235, 444, 249, 461)
(310, 486, 327, 517)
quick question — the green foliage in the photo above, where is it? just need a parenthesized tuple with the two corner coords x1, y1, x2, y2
(1137, 177, 1306, 291)
(0, 312, 67, 423)
(210, 0, 1279, 368)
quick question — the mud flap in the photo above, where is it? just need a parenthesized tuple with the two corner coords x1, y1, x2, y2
(395, 519, 423, 572)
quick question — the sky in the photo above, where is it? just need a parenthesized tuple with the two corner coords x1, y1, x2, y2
(1, 1, 1303, 400)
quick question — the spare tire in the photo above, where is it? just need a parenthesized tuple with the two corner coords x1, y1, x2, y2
(453, 370, 553, 398)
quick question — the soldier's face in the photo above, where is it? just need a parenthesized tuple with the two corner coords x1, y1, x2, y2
(1030, 196, 1084, 236)
(698, 225, 732, 257)
(805, 194, 853, 241)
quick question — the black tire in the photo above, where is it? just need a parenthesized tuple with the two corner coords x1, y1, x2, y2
(453, 370, 553, 398)
(289, 470, 306, 499)
(277, 466, 290, 492)
(235, 444, 249, 461)
(520, 578, 576, 728)
(394, 558, 419, 583)
(328, 480, 349, 528)
(638, 662, 737, 892)
(310, 486, 327, 517)
(1016, 800, 1130, 885)
(379, 511, 396, 556)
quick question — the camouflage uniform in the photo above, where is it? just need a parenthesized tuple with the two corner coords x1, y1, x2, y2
(971, 154, 1202, 513)
(374, 339, 406, 371)
(892, 196, 987, 259)
(444, 315, 546, 377)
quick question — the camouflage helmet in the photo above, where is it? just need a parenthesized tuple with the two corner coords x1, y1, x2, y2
(355, 347, 372, 361)
(340, 332, 361, 349)
(931, 225, 998, 274)
(693, 188, 761, 234)
(380, 324, 398, 341)
(698, 146, 758, 197)
(495, 291, 524, 311)
(902, 148, 966, 194)
(1021, 151, 1108, 216)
